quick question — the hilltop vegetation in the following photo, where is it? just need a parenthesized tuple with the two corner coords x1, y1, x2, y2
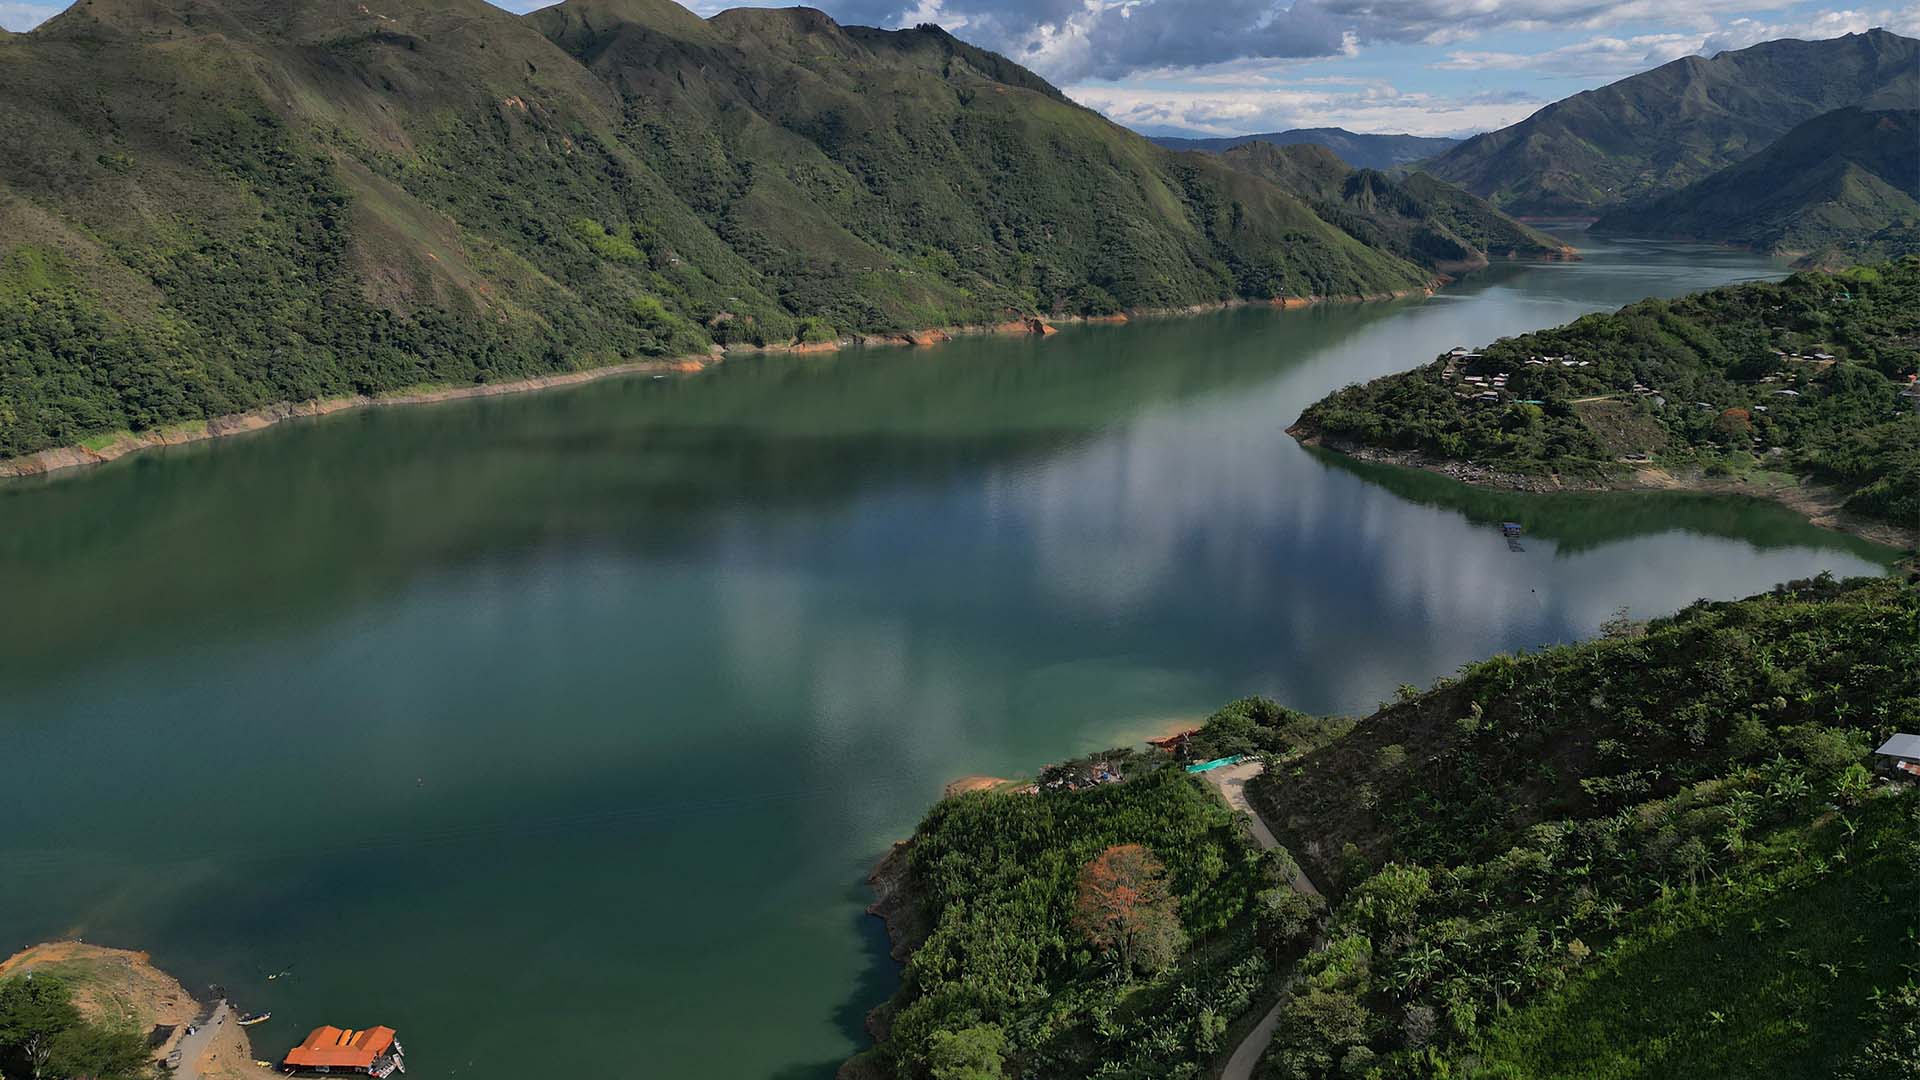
(1248, 573, 1920, 1078)
(848, 755, 1307, 1080)
(853, 576, 1920, 1079)
(1215, 143, 1571, 274)
(1424, 30, 1918, 217)
(0, 0, 1434, 460)
(1292, 259, 1920, 528)
(1595, 108, 1920, 266)
(1149, 129, 1460, 171)
(0, 949, 161, 1080)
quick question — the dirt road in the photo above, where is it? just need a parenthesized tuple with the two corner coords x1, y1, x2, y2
(1202, 760, 1325, 1080)
(170, 1001, 232, 1080)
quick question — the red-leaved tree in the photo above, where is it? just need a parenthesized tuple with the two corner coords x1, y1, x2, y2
(1070, 843, 1185, 976)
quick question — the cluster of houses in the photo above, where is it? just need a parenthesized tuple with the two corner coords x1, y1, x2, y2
(1439, 347, 1600, 405)
(1778, 348, 1838, 365)
(1441, 348, 1508, 402)
(1039, 757, 1125, 793)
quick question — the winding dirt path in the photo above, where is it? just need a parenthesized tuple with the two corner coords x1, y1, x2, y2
(1202, 760, 1324, 1080)
(1204, 761, 1320, 899)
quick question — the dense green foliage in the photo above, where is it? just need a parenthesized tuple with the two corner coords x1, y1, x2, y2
(0, 0, 1432, 459)
(1596, 108, 1920, 265)
(0, 976, 152, 1080)
(1425, 30, 1917, 216)
(1295, 259, 1920, 524)
(854, 755, 1296, 1079)
(855, 577, 1919, 1079)
(1181, 695, 1353, 763)
(1213, 144, 1570, 274)
(1148, 129, 1460, 172)
(1251, 574, 1920, 1078)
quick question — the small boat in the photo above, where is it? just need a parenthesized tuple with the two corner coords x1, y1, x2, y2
(266, 966, 293, 981)
(237, 1012, 271, 1026)
(1500, 521, 1523, 536)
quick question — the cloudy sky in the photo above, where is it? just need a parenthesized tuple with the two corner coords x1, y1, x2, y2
(4, 0, 1914, 137)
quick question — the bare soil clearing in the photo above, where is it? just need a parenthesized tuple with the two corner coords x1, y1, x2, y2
(0, 942, 275, 1080)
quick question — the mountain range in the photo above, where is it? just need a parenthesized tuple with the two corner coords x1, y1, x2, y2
(1593, 107, 1919, 265)
(1147, 127, 1461, 171)
(1423, 29, 1919, 218)
(6, 1, 1914, 465)
(0, 0, 1450, 459)
(1213, 142, 1572, 273)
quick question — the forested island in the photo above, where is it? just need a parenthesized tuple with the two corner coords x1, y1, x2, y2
(1290, 260, 1920, 545)
(846, 574, 1920, 1079)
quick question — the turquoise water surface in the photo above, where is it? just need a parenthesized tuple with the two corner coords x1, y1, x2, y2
(0, 234, 1894, 1077)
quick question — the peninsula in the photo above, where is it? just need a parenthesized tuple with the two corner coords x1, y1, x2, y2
(849, 574, 1920, 1079)
(0, 942, 275, 1080)
(1289, 260, 1920, 549)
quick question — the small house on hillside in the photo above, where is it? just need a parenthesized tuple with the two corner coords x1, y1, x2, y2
(284, 1026, 406, 1077)
(1874, 734, 1920, 780)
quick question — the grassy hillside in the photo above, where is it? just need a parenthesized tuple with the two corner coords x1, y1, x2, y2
(1248, 573, 1919, 1078)
(1216, 143, 1572, 274)
(1424, 30, 1918, 217)
(1594, 108, 1919, 265)
(1291, 259, 1920, 526)
(0, 0, 1431, 460)
(851, 576, 1919, 1078)
(1149, 129, 1460, 171)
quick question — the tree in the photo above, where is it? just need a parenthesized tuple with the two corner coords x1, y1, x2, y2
(1267, 988, 1374, 1078)
(1255, 887, 1315, 955)
(926, 1024, 1007, 1080)
(46, 1023, 151, 1080)
(0, 976, 83, 1080)
(1070, 844, 1185, 976)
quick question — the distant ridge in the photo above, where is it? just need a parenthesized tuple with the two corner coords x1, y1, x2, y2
(1211, 142, 1573, 274)
(1594, 107, 1919, 266)
(1149, 127, 1462, 171)
(1424, 29, 1920, 216)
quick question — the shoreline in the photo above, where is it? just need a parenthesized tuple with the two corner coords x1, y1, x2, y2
(0, 287, 1439, 484)
(0, 941, 275, 1079)
(1291, 428, 1919, 553)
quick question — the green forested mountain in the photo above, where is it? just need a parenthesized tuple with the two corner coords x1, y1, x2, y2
(1594, 108, 1920, 265)
(1292, 260, 1920, 528)
(1215, 142, 1572, 274)
(1424, 29, 1919, 217)
(1148, 128, 1460, 171)
(0, 0, 1431, 460)
(852, 575, 1920, 1078)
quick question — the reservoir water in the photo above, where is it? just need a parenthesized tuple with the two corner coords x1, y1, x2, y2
(0, 234, 1896, 1078)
